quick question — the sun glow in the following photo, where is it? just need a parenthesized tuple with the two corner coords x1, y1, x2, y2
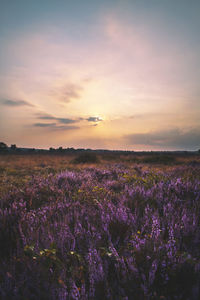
(0, 1, 200, 150)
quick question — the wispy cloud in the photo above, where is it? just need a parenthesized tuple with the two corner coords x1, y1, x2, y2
(53, 125, 80, 131)
(0, 99, 34, 107)
(33, 123, 56, 127)
(33, 112, 104, 131)
(50, 83, 83, 103)
(33, 122, 79, 131)
(37, 114, 77, 124)
(37, 113, 103, 125)
(125, 127, 200, 149)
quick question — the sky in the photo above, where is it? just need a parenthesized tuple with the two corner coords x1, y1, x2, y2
(0, 0, 200, 150)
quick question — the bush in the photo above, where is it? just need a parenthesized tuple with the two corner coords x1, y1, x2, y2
(72, 152, 99, 164)
(142, 155, 176, 165)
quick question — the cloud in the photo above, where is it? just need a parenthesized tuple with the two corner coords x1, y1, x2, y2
(86, 116, 103, 122)
(125, 128, 200, 149)
(33, 123, 56, 127)
(50, 83, 83, 103)
(37, 113, 103, 125)
(53, 125, 80, 131)
(37, 114, 77, 124)
(33, 122, 79, 130)
(62, 83, 82, 101)
(57, 118, 77, 124)
(0, 99, 34, 107)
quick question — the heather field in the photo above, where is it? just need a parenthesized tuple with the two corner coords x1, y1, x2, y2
(0, 154, 200, 299)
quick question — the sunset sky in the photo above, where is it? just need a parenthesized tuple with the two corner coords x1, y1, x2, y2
(0, 0, 200, 150)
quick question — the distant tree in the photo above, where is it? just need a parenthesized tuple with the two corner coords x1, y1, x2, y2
(0, 142, 8, 151)
(11, 144, 17, 150)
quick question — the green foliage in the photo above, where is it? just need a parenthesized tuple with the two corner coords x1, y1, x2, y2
(24, 243, 62, 269)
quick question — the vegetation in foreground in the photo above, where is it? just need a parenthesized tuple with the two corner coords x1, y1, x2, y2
(0, 154, 200, 299)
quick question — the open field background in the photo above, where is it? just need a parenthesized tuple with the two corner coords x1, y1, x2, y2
(1, 153, 200, 194)
(0, 153, 200, 299)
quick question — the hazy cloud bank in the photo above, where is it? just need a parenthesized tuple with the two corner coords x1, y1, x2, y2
(125, 128, 200, 149)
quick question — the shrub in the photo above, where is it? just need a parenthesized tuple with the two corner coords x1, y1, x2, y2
(72, 152, 99, 164)
(142, 155, 176, 165)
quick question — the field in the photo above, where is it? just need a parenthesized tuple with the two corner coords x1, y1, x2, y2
(0, 153, 200, 299)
